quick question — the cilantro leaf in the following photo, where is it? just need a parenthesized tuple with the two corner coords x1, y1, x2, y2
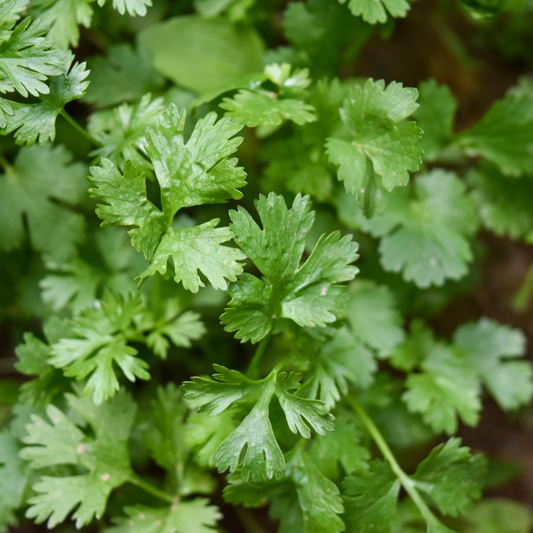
(0, 144, 87, 261)
(453, 318, 533, 411)
(468, 163, 533, 240)
(88, 94, 165, 170)
(309, 410, 369, 480)
(457, 92, 533, 176)
(414, 79, 457, 160)
(298, 328, 376, 409)
(84, 44, 164, 108)
(183, 365, 334, 482)
(412, 438, 486, 517)
(48, 291, 150, 404)
(89, 105, 247, 292)
(346, 280, 405, 357)
(97, 0, 153, 17)
(362, 169, 479, 287)
(326, 79, 423, 214)
(0, 430, 30, 531)
(0, 14, 65, 97)
(400, 323, 481, 434)
(269, 447, 345, 533)
(220, 63, 317, 127)
(222, 193, 359, 343)
(30, 0, 93, 49)
(108, 500, 221, 533)
(3, 54, 89, 146)
(339, 0, 410, 23)
(342, 460, 400, 532)
(20, 391, 136, 528)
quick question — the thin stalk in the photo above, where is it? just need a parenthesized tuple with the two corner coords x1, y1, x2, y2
(152, 272, 162, 319)
(246, 332, 272, 379)
(128, 475, 175, 504)
(59, 109, 99, 146)
(347, 395, 444, 528)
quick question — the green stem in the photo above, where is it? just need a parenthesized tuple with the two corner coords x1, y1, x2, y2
(246, 332, 272, 379)
(152, 272, 162, 319)
(347, 395, 444, 528)
(511, 261, 533, 313)
(128, 475, 175, 504)
(59, 109, 99, 146)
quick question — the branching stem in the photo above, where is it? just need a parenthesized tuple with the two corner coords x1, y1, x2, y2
(347, 395, 448, 530)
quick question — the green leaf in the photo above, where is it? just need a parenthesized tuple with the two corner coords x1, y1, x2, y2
(30, 0, 93, 49)
(139, 16, 263, 94)
(3, 54, 89, 146)
(342, 460, 400, 532)
(183, 366, 334, 482)
(0, 144, 87, 260)
(299, 328, 376, 409)
(453, 318, 533, 411)
(458, 0, 525, 18)
(465, 498, 533, 533)
(48, 291, 150, 404)
(89, 105, 247, 291)
(346, 280, 405, 357)
(458, 92, 533, 176)
(326, 79, 423, 214)
(414, 79, 457, 160)
(270, 447, 345, 533)
(468, 164, 533, 239)
(363, 169, 479, 287)
(108, 500, 221, 533)
(222, 193, 359, 342)
(138, 221, 246, 293)
(88, 94, 165, 170)
(412, 438, 486, 516)
(0, 14, 65, 96)
(20, 391, 136, 528)
(84, 44, 164, 108)
(97, 0, 152, 17)
(0, 430, 30, 531)
(340, 0, 410, 23)
(402, 336, 481, 434)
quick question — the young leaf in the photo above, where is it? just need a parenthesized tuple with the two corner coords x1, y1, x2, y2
(412, 438, 486, 516)
(270, 447, 345, 533)
(362, 169, 479, 287)
(89, 105, 247, 292)
(97, 0, 152, 17)
(0, 144, 87, 261)
(222, 193, 359, 343)
(458, 92, 533, 177)
(326, 79, 423, 214)
(342, 460, 401, 532)
(339, 0, 410, 24)
(3, 54, 89, 146)
(183, 365, 334, 482)
(20, 391, 136, 528)
(453, 318, 533, 411)
(48, 291, 150, 404)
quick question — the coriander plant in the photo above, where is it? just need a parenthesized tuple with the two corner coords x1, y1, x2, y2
(1, 0, 533, 532)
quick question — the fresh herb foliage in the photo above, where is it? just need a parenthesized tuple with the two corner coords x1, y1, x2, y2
(1, 0, 533, 532)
